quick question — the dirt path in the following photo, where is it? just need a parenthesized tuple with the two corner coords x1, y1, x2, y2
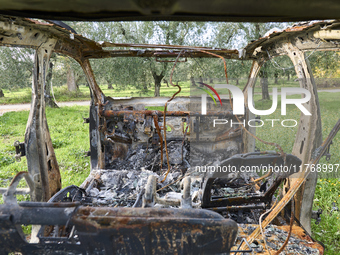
(0, 101, 90, 116)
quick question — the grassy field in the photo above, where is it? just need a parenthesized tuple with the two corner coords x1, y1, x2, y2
(0, 78, 302, 104)
(0, 86, 339, 253)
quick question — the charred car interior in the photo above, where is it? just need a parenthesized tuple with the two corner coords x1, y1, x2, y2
(0, 15, 340, 254)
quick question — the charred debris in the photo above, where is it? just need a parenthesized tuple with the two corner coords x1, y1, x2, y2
(1, 16, 340, 254)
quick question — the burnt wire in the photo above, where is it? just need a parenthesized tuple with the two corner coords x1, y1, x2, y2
(198, 49, 286, 159)
(160, 50, 185, 183)
(259, 204, 274, 255)
(274, 199, 294, 255)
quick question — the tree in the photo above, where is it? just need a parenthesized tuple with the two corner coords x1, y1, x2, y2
(237, 22, 291, 99)
(0, 47, 33, 90)
(71, 21, 209, 96)
(67, 66, 77, 91)
(116, 21, 192, 96)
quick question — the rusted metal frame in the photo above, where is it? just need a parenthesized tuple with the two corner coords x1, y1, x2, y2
(100, 109, 234, 118)
(236, 43, 326, 253)
(24, 38, 61, 202)
(282, 42, 323, 233)
(0, 19, 54, 49)
(206, 204, 266, 213)
(78, 58, 104, 105)
(0, 187, 30, 195)
(202, 176, 283, 209)
(100, 41, 239, 52)
(54, 39, 85, 60)
(237, 120, 339, 253)
(2, 172, 34, 204)
(77, 58, 105, 170)
(201, 153, 302, 208)
(82, 49, 240, 59)
(246, 30, 340, 61)
(1, 203, 237, 254)
(71, 207, 238, 255)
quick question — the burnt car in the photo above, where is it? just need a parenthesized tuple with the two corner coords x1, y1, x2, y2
(1, 16, 339, 254)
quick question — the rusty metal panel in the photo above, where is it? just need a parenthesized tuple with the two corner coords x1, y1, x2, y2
(24, 40, 61, 202)
(0, 204, 238, 255)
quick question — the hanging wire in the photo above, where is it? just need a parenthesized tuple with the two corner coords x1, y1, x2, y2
(160, 50, 185, 183)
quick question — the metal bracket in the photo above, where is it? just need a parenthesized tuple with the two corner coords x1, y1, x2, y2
(13, 141, 26, 162)
(83, 117, 90, 124)
(312, 208, 323, 224)
(324, 140, 333, 161)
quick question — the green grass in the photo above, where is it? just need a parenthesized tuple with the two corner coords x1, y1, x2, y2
(0, 79, 302, 104)
(0, 88, 339, 254)
(0, 106, 91, 190)
(0, 82, 192, 104)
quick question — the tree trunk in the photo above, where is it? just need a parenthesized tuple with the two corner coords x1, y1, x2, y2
(287, 73, 290, 81)
(75, 75, 82, 89)
(67, 67, 78, 92)
(274, 72, 279, 84)
(209, 77, 214, 84)
(236, 78, 239, 85)
(259, 63, 270, 100)
(105, 78, 113, 89)
(45, 62, 58, 108)
(154, 82, 161, 97)
(163, 79, 169, 87)
(0, 89, 4, 98)
(190, 77, 196, 87)
(143, 82, 148, 92)
(198, 76, 203, 84)
(260, 77, 270, 100)
(153, 74, 163, 97)
(107, 82, 113, 89)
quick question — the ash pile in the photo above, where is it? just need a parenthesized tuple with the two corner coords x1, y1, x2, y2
(235, 224, 323, 254)
(80, 150, 324, 254)
(83, 168, 201, 208)
(105, 141, 190, 172)
(82, 162, 266, 225)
